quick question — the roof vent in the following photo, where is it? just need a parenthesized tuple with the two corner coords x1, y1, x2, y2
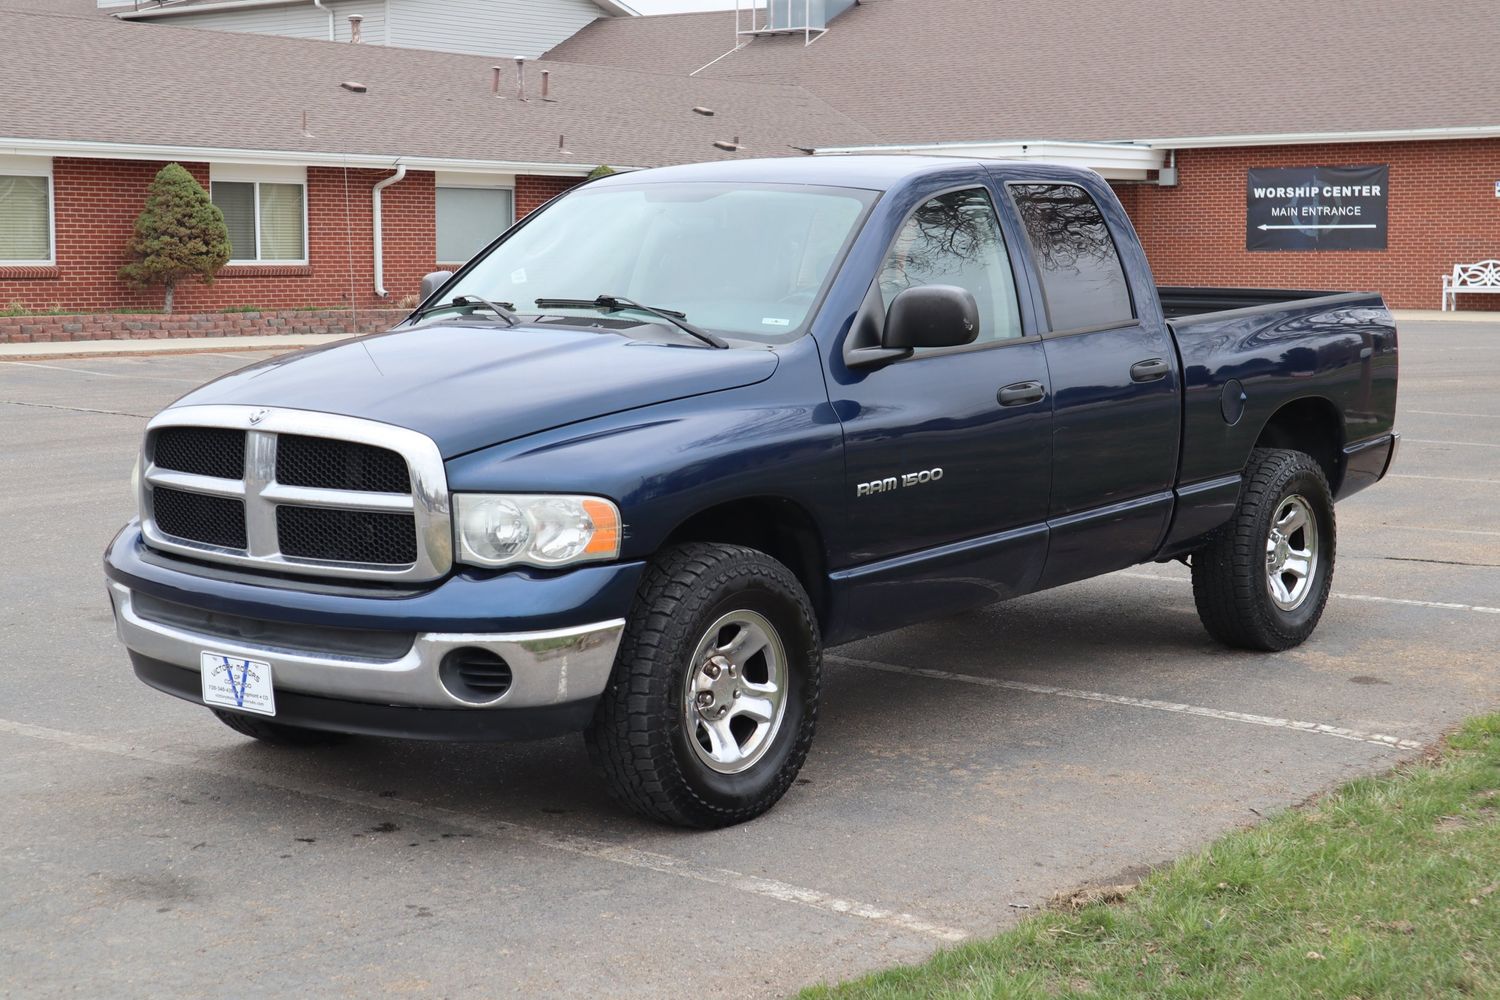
(347, 13, 362, 43)
(340, 81, 367, 93)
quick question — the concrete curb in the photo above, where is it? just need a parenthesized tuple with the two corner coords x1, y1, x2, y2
(1391, 309, 1500, 324)
(0, 334, 351, 361)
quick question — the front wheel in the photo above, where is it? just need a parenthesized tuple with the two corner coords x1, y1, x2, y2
(1191, 447, 1336, 651)
(585, 543, 821, 828)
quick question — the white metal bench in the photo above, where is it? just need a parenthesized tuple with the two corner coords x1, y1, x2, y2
(1442, 260, 1500, 310)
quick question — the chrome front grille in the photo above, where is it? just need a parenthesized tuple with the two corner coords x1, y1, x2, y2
(274, 434, 411, 493)
(139, 405, 452, 582)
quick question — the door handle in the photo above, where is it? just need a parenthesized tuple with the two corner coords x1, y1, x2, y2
(1130, 358, 1170, 382)
(998, 381, 1046, 406)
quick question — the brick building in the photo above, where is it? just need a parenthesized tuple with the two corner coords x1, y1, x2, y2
(3, 0, 1498, 314)
(548, 0, 1500, 312)
(0, 4, 870, 314)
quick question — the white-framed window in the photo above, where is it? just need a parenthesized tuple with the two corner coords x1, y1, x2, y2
(209, 164, 308, 264)
(435, 172, 515, 265)
(0, 155, 54, 265)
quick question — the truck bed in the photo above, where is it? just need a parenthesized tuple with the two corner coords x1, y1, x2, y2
(1158, 284, 1397, 511)
(1156, 286, 1355, 321)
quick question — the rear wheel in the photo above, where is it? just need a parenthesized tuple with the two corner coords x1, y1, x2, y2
(211, 709, 349, 747)
(1191, 447, 1336, 651)
(585, 543, 821, 828)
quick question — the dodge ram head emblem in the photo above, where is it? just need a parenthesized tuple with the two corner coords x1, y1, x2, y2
(248, 408, 270, 425)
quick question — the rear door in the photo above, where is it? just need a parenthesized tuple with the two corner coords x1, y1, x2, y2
(826, 172, 1054, 638)
(1003, 176, 1182, 589)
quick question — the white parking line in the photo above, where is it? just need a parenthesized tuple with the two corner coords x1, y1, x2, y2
(0, 360, 200, 383)
(1405, 438, 1500, 449)
(1118, 571, 1500, 615)
(1332, 593, 1500, 615)
(1368, 523, 1500, 539)
(1405, 409, 1500, 419)
(1388, 474, 1500, 485)
(827, 655, 1424, 752)
(0, 717, 969, 944)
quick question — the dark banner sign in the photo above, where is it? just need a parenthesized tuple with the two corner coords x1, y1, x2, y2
(1246, 165, 1388, 251)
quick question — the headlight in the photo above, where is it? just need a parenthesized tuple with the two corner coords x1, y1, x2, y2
(454, 494, 622, 568)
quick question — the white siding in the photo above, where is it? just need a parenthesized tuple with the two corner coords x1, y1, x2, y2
(388, 0, 608, 58)
(163, 0, 388, 44)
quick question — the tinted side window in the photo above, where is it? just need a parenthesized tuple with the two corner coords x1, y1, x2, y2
(1011, 184, 1134, 332)
(879, 188, 1023, 345)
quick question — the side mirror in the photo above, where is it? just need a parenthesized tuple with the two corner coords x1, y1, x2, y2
(419, 270, 454, 304)
(882, 284, 980, 350)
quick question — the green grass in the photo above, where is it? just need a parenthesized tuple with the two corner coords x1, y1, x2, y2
(802, 715, 1500, 1000)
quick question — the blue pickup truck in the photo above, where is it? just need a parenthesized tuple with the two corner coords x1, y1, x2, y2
(105, 157, 1399, 827)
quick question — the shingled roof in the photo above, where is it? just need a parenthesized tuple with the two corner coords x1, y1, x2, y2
(0, 5, 872, 170)
(546, 0, 1500, 146)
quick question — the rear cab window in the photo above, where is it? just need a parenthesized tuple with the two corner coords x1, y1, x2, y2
(1009, 183, 1134, 333)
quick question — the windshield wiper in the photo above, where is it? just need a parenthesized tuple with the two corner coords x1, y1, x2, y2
(417, 294, 519, 326)
(533, 295, 728, 349)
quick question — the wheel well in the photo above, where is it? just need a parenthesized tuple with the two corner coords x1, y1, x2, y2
(662, 497, 829, 628)
(1253, 397, 1345, 493)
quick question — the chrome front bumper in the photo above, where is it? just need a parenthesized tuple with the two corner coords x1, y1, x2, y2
(107, 582, 625, 710)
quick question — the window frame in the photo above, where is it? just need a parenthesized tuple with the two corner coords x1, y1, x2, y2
(875, 183, 1039, 360)
(1004, 180, 1139, 338)
(209, 177, 309, 266)
(434, 181, 517, 267)
(0, 157, 56, 267)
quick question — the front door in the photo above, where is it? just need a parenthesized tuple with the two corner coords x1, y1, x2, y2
(826, 178, 1053, 638)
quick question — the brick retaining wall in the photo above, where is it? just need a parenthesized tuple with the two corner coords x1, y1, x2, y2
(0, 308, 407, 344)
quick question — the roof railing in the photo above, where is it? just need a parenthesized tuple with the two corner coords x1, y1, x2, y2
(734, 0, 828, 46)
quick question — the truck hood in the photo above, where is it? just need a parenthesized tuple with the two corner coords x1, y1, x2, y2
(172, 322, 779, 457)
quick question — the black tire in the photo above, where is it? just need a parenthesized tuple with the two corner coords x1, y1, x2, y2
(211, 709, 349, 746)
(584, 543, 821, 828)
(1191, 447, 1336, 651)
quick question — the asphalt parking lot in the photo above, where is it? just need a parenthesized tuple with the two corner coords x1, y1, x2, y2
(2, 319, 1497, 998)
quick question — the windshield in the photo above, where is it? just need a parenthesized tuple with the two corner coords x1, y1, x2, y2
(442, 182, 877, 342)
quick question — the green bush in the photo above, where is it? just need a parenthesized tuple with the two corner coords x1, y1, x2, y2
(118, 163, 231, 313)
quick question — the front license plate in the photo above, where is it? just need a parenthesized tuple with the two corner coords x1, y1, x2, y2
(201, 652, 276, 717)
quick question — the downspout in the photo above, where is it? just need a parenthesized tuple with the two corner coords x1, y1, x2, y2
(312, 0, 334, 40)
(371, 163, 407, 299)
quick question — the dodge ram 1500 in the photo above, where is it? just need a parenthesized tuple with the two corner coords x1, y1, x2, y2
(105, 157, 1399, 827)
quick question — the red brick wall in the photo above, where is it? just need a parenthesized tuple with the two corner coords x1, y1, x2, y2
(1117, 139, 1500, 311)
(517, 175, 584, 217)
(0, 158, 581, 313)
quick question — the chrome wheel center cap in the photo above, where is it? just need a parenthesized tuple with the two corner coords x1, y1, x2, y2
(695, 655, 738, 719)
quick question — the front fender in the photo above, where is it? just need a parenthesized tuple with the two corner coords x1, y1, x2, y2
(443, 337, 843, 562)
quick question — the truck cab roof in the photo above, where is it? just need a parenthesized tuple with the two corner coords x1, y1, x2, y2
(590, 154, 1104, 192)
